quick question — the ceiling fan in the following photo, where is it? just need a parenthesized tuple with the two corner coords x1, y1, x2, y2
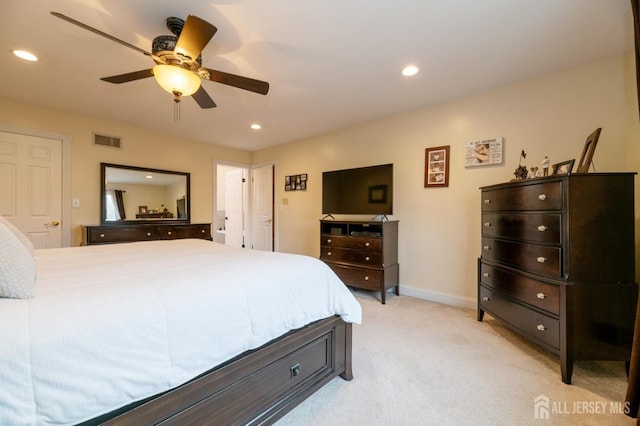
(51, 12, 269, 112)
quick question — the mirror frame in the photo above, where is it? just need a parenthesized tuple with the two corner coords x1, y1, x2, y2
(100, 163, 191, 225)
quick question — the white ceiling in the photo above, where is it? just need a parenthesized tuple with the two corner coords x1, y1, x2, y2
(1, 0, 634, 151)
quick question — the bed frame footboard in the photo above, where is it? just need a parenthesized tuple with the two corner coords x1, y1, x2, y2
(93, 316, 352, 425)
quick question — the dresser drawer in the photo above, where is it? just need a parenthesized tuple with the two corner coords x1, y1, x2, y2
(479, 262, 560, 315)
(481, 181, 562, 212)
(87, 227, 157, 244)
(321, 235, 381, 252)
(158, 224, 211, 240)
(482, 213, 561, 244)
(320, 247, 382, 266)
(327, 263, 383, 291)
(482, 237, 561, 277)
(480, 286, 559, 350)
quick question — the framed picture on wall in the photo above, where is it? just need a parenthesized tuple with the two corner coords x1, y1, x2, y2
(424, 145, 450, 188)
(464, 137, 504, 167)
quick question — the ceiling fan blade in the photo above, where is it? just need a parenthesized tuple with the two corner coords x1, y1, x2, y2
(201, 68, 270, 95)
(192, 86, 217, 109)
(101, 69, 154, 84)
(51, 12, 151, 57)
(175, 15, 217, 61)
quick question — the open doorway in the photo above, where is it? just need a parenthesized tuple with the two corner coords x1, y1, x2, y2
(214, 162, 249, 248)
(213, 161, 276, 251)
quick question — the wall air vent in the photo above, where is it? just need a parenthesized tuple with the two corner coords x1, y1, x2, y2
(93, 133, 121, 149)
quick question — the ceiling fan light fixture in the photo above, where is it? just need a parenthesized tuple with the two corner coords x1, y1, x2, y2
(153, 64, 201, 97)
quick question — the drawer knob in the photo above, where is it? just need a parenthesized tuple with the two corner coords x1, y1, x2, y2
(167, 231, 172, 235)
(201, 229, 205, 233)
(536, 292, 546, 299)
(365, 256, 370, 261)
(99, 233, 105, 238)
(482, 272, 489, 278)
(536, 256, 547, 263)
(538, 194, 547, 201)
(364, 276, 369, 281)
(536, 324, 546, 331)
(327, 238, 332, 243)
(482, 296, 489, 302)
(365, 242, 370, 247)
(483, 245, 490, 251)
(483, 199, 491, 204)
(147, 232, 152, 236)
(483, 222, 491, 227)
(537, 225, 547, 232)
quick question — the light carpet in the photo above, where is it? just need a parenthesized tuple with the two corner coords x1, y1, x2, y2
(276, 291, 634, 425)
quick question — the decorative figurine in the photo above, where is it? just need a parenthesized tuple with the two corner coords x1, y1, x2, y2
(541, 156, 550, 176)
(514, 149, 528, 180)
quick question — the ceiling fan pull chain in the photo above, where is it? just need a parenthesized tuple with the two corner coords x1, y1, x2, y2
(173, 94, 181, 121)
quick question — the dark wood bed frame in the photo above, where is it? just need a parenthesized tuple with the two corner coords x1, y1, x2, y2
(83, 316, 352, 425)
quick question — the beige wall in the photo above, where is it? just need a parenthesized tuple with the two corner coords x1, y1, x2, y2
(253, 53, 636, 307)
(1, 52, 637, 307)
(0, 98, 251, 246)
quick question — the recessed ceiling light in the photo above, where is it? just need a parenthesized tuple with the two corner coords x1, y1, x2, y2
(13, 50, 38, 62)
(402, 65, 419, 77)
(146, 175, 153, 179)
(251, 123, 262, 130)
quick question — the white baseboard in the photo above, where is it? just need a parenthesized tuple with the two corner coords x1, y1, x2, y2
(398, 285, 476, 310)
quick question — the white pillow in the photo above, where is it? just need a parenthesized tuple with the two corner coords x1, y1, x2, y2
(0, 215, 34, 255)
(0, 219, 36, 298)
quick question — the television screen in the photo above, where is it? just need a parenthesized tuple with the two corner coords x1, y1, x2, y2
(322, 164, 393, 215)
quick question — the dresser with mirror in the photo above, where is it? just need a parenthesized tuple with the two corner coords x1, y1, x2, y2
(83, 163, 212, 245)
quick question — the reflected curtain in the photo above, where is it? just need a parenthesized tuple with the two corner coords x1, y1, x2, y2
(114, 190, 126, 220)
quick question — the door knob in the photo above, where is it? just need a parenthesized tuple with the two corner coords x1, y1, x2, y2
(45, 220, 59, 227)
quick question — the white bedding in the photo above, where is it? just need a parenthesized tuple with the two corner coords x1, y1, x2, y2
(0, 239, 361, 425)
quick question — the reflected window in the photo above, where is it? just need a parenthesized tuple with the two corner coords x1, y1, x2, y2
(105, 190, 121, 221)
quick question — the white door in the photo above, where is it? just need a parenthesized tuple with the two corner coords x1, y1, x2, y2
(0, 131, 62, 248)
(251, 164, 274, 251)
(224, 168, 244, 248)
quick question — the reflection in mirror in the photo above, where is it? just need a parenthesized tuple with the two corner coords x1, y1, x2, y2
(101, 163, 190, 224)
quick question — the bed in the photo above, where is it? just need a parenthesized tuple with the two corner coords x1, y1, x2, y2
(0, 218, 361, 426)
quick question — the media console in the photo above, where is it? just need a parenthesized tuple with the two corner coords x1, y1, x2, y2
(320, 220, 399, 304)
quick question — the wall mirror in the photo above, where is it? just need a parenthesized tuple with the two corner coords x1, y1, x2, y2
(100, 163, 190, 225)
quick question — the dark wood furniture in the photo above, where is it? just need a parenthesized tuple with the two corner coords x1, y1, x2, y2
(83, 316, 352, 425)
(83, 223, 212, 245)
(135, 212, 174, 219)
(320, 220, 399, 304)
(477, 173, 637, 384)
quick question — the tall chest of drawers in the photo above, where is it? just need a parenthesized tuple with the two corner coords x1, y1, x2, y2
(478, 174, 637, 384)
(320, 220, 399, 304)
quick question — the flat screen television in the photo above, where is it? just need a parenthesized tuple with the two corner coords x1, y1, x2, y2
(322, 163, 393, 216)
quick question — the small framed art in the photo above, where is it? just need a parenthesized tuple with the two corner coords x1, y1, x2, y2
(464, 137, 504, 167)
(552, 159, 575, 175)
(285, 173, 307, 191)
(425, 145, 450, 187)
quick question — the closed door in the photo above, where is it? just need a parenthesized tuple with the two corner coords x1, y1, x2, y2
(224, 168, 244, 247)
(251, 164, 274, 251)
(0, 131, 62, 248)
